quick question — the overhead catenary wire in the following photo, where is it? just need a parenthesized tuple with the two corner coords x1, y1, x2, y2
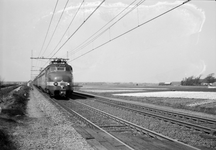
(70, 0, 144, 55)
(40, 0, 104, 69)
(38, 0, 59, 57)
(69, 0, 191, 62)
(40, 0, 85, 69)
(51, 0, 106, 58)
(69, 0, 146, 57)
(41, 0, 71, 56)
(48, 0, 85, 58)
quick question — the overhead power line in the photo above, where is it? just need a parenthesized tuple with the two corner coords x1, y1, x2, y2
(69, 0, 191, 62)
(70, 0, 146, 57)
(51, 0, 106, 58)
(40, 0, 105, 70)
(38, 0, 59, 57)
(70, 0, 142, 53)
(40, 0, 85, 70)
(48, 0, 85, 58)
(42, 0, 71, 56)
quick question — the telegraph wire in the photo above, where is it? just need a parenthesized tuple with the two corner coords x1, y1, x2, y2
(38, 0, 59, 57)
(70, 0, 143, 56)
(70, 0, 146, 57)
(51, 0, 106, 58)
(69, 0, 191, 62)
(42, 0, 71, 56)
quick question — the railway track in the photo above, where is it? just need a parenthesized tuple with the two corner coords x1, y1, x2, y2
(47, 95, 133, 150)
(75, 91, 216, 136)
(35, 90, 215, 149)
(51, 97, 199, 150)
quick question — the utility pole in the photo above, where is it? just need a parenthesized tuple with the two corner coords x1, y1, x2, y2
(31, 50, 33, 81)
(67, 51, 69, 60)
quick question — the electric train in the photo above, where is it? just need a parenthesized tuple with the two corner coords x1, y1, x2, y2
(34, 59, 73, 97)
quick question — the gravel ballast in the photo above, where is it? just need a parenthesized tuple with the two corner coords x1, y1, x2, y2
(13, 88, 94, 150)
(78, 99, 216, 150)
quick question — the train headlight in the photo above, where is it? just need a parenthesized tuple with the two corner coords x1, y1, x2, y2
(54, 82, 58, 86)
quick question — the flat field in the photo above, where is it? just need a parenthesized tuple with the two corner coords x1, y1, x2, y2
(77, 83, 216, 115)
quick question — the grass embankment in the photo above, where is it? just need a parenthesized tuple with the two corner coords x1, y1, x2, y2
(0, 85, 30, 150)
(0, 85, 19, 101)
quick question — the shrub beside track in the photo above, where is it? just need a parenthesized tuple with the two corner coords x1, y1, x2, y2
(0, 85, 30, 150)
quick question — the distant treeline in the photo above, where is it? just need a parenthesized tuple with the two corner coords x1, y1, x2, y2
(0, 84, 18, 88)
(181, 73, 216, 86)
(0, 77, 4, 88)
(0, 77, 18, 89)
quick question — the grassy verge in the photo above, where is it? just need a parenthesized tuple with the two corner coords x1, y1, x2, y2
(0, 86, 19, 103)
(0, 85, 30, 150)
(0, 126, 17, 150)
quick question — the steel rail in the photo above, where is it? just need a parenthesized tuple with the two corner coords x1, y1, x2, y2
(111, 100, 216, 125)
(75, 91, 216, 135)
(96, 99, 216, 135)
(37, 89, 200, 150)
(75, 100, 200, 150)
(47, 96, 135, 150)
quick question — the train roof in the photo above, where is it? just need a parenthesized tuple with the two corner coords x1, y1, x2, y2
(50, 58, 68, 65)
(34, 59, 71, 80)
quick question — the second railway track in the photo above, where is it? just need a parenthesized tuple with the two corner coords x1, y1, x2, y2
(51, 96, 200, 150)
(73, 91, 216, 149)
(75, 91, 216, 136)
(38, 90, 216, 149)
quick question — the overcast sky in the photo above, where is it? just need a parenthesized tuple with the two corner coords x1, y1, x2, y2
(0, 0, 215, 83)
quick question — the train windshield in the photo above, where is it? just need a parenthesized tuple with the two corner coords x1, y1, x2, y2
(57, 67, 65, 71)
(50, 67, 66, 72)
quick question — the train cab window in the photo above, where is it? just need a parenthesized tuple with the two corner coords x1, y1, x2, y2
(57, 67, 66, 71)
(50, 67, 56, 72)
(49, 66, 66, 72)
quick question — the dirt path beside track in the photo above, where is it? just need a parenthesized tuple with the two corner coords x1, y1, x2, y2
(4, 88, 95, 150)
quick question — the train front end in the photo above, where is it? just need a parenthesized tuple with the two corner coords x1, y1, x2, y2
(46, 59, 73, 97)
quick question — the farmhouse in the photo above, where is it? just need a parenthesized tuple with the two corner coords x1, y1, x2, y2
(159, 82, 171, 86)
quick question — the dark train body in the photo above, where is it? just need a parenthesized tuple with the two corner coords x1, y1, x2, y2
(34, 59, 73, 97)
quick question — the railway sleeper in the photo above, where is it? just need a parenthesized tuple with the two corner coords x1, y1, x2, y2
(99, 125, 127, 128)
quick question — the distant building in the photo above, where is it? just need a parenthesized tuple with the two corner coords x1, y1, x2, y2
(201, 82, 208, 86)
(171, 81, 181, 86)
(208, 82, 216, 88)
(159, 82, 171, 86)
